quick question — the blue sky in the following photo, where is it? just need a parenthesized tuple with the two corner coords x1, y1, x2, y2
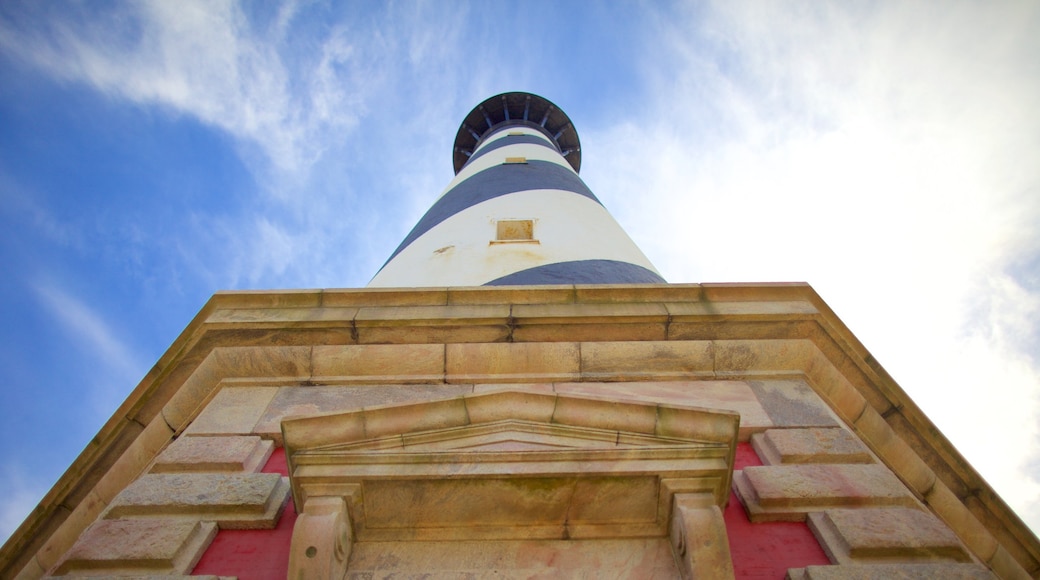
(1, 0, 1038, 542)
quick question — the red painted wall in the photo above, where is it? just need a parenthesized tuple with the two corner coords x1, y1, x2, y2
(192, 448, 295, 580)
(726, 442, 831, 579)
(194, 444, 830, 579)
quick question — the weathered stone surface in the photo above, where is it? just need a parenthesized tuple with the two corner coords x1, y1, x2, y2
(752, 428, 872, 465)
(787, 562, 996, 579)
(556, 381, 772, 440)
(512, 302, 669, 342)
(346, 538, 678, 578)
(49, 576, 232, 579)
(311, 344, 445, 382)
(713, 339, 814, 376)
(107, 473, 289, 529)
(289, 497, 351, 580)
(734, 464, 917, 522)
(579, 341, 713, 381)
(808, 508, 969, 564)
(446, 342, 580, 382)
(51, 519, 216, 576)
(151, 435, 273, 473)
(253, 384, 473, 442)
(183, 387, 279, 436)
(748, 379, 839, 427)
(355, 304, 511, 344)
(853, 407, 936, 497)
(670, 495, 735, 580)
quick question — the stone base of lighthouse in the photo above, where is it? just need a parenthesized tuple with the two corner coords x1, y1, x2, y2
(9, 283, 1033, 579)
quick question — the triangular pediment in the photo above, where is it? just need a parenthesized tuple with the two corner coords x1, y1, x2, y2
(281, 389, 740, 541)
(310, 418, 718, 454)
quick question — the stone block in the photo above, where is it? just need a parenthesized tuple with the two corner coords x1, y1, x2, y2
(35, 490, 108, 572)
(253, 384, 474, 442)
(355, 304, 511, 344)
(463, 389, 557, 424)
(106, 473, 289, 529)
(212, 288, 323, 308)
(665, 299, 818, 320)
(321, 287, 449, 307)
(51, 519, 217, 576)
(213, 345, 311, 380)
(747, 380, 839, 428)
(751, 428, 872, 465)
(714, 339, 815, 377)
(550, 394, 659, 435)
(311, 344, 445, 382)
(512, 302, 669, 342)
(734, 464, 917, 522)
(807, 508, 969, 564)
(579, 341, 713, 381)
(854, 407, 936, 496)
(92, 417, 174, 505)
(555, 381, 772, 441)
(346, 538, 678, 577)
(446, 342, 580, 383)
(576, 283, 699, 303)
(923, 481, 999, 562)
(446, 285, 575, 305)
(804, 352, 870, 422)
(151, 435, 273, 473)
(361, 396, 470, 440)
(787, 563, 996, 579)
(183, 387, 279, 436)
(206, 305, 358, 327)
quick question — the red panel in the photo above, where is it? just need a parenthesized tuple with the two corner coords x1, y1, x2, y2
(734, 440, 765, 470)
(192, 447, 294, 580)
(726, 442, 831, 579)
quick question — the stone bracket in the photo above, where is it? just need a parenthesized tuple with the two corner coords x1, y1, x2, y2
(288, 496, 352, 580)
(669, 493, 735, 580)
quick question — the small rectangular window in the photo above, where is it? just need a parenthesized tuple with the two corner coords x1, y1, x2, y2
(495, 219, 534, 241)
(508, 131, 525, 136)
(504, 157, 527, 164)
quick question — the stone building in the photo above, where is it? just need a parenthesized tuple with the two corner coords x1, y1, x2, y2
(2, 92, 1038, 579)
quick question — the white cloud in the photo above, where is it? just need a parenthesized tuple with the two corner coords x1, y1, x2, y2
(585, 1, 1040, 533)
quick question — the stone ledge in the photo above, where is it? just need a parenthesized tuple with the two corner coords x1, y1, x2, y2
(50, 519, 216, 576)
(786, 563, 996, 579)
(807, 508, 970, 565)
(752, 428, 873, 466)
(151, 435, 273, 473)
(106, 473, 289, 529)
(734, 464, 918, 522)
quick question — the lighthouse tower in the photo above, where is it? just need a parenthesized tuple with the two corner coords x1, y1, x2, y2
(369, 92, 664, 287)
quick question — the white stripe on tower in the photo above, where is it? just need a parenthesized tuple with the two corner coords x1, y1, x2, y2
(368, 92, 664, 288)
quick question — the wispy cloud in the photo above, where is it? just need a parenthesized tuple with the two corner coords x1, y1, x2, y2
(0, 465, 46, 544)
(0, 1, 481, 288)
(32, 282, 146, 416)
(0, 0, 364, 180)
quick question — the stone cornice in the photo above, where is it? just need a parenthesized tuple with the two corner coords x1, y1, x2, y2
(3, 283, 1037, 579)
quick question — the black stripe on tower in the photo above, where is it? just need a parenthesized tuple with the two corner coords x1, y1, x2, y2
(485, 260, 666, 285)
(378, 161, 603, 270)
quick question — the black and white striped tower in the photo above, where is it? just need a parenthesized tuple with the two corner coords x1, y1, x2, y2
(369, 92, 665, 287)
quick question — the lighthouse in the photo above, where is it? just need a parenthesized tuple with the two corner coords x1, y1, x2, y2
(369, 92, 664, 287)
(3, 94, 1038, 580)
